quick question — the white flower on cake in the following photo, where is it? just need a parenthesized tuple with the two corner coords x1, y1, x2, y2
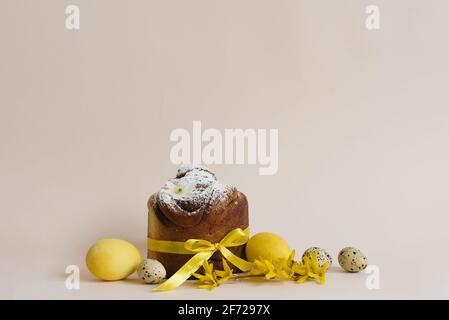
(157, 165, 234, 213)
(164, 180, 195, 199)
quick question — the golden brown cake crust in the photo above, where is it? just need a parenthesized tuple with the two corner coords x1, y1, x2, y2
(147, 189, 249, 276)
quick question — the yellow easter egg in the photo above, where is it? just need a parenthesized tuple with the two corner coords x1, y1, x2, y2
(245, 232, 291, 262)
(86, 239, 141, 281)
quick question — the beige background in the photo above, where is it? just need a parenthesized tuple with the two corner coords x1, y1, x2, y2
(1, 0, 448, 299)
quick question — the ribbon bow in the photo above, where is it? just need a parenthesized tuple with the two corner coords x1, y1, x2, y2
(148, 227, 252, 291)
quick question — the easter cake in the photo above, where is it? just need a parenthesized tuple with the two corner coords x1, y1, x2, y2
(147, 165, 249, 276)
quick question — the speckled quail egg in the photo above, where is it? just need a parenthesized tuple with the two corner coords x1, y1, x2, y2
(136, 259, 166, 284)
(338, 247, 368, 273)
(302, 247, 333, 268)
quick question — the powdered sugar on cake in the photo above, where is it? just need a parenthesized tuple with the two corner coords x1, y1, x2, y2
(157, 165, 235, 213)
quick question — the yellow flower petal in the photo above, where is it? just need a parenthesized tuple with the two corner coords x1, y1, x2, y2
(203, 261, 214, 274)
(307, 272, 320, 279)
(296, 275, 308, 284)
(319, 274, 326, 285)
(214, 270, 227, 278)
(222, 259, 232, 274)
(288, 250, 296, 264)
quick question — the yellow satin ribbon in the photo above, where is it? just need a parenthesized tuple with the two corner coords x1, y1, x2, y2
(148, 227, 252, 291)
